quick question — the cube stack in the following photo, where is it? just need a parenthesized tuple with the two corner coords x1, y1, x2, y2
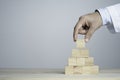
(65, 39, 99, 75)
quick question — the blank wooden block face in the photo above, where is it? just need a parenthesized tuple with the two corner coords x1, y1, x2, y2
(76, 39, 85, 48)
(68, 57, 76, 66)
(65, 66, 74, 74)
(68, 57, 94, 66)
(65, 66, 82, 74)
(72, 48, 89, 57)
(65, 66, 99, 75)
(77, 57, 94, 66)
(82, 66, 99, 74)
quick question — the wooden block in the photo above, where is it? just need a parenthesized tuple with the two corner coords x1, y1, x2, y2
(65, 66, 73, 74)
(65, 65, 99, 75)
(72, 48, 89, 57)
(73, 66, 82, 74)
(68, 57, 76, 66)
(65, 66, 82, 75)
(68, 57, 94, 66)
(77, 57, 94, 66)
(82, 66, 99, 74)
(76, 39, 85, 48)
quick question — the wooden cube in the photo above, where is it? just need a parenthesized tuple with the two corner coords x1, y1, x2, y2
(72, 48, 89, 57)
(65, 66, 74, 74)
(77, 57, 94, 66)
(65, 66, 82, 75)
(65, 65, 99, 75)
(68, 57, 94, 66)
(82, 66, 99, 74)
(73, 66, 82, 74)
(76, 39, 85, 48)
(68, 57, 76, 66)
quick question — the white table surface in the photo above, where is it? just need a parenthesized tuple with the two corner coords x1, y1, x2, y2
(0, 69, 120, 80)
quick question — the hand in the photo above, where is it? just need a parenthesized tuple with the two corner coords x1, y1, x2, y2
(73, 12, 102, 42)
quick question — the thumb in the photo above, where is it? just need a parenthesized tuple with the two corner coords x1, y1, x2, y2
(84, 27, 95, 42)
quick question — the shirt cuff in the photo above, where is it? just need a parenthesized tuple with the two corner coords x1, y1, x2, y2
(97, 8, 112, 25)
(97, 8, 115, 33)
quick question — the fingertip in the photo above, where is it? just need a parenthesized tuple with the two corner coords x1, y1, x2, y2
(84, 36, 89, 43)
(73, 37, 76, 42)
(85, 38, 89, 43)
(73, 34, 76, 42)
(74, 31, 78, 42)
(74, 39, 76, 42)
(84, 28, 94, 43)
(74, 37, 76, 42)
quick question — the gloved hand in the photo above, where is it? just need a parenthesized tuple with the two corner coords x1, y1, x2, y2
(73, 12, 102, 42)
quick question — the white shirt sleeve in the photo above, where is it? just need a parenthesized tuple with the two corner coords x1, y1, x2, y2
(97, 3, 120, 33)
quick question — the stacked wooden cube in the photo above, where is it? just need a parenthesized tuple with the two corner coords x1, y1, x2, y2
(65, 39, 99, 75)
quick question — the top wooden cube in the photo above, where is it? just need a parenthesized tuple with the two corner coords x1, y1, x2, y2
(76, 39, 85, 48)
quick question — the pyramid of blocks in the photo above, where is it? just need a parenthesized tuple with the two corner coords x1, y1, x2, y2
(65, 39, 99, 75)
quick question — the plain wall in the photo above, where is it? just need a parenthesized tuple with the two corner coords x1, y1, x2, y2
(0, 0, 120, 69)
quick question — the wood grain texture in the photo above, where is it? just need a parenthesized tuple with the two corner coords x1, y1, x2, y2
(65, 66, 99, 75)
(72, 48, 89, 57)
(68, 57, 94, 66)
(76, 39, 85, 48)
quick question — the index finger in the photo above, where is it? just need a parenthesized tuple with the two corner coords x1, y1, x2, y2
(73, 21, 82, 42)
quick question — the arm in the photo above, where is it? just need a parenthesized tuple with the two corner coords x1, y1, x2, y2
(73, 3, 120, 42)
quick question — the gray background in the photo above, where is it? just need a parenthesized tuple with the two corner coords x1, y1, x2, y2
(0, 0, 120, 69)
